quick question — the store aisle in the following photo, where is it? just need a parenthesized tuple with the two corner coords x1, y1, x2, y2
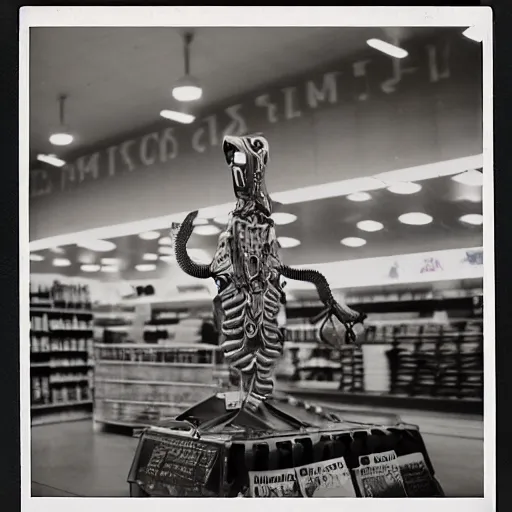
(31, 412, 483, 497)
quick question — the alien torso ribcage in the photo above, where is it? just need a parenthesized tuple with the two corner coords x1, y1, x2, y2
(210, 211, 284, 400)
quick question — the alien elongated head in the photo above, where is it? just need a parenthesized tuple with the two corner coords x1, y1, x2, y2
(222, 133, 272, 215)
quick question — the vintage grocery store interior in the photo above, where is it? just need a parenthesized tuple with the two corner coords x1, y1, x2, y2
(28, 26, 485, 497)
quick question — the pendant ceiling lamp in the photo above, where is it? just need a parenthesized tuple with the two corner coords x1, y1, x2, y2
(172, 32, 203, 102)
(49, 94, 74, 146)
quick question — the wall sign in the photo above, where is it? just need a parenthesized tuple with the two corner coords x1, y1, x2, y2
(30, 35, 477, 199)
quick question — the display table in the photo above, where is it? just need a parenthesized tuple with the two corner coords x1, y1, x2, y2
(127, 396, 445, 498)
(94, 343, 227, 429)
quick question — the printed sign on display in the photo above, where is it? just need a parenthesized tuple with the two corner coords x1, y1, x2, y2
(295, 457, 356, 498)
(249, 468, 301, 497)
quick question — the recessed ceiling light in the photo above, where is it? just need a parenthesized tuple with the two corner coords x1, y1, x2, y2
(193, 217, 209, 226)
(136, 263, 157, 272)
(278, 237, 301, 248)
(37, 154, 66, 167)
(347, 192, 372, 202)
(366, 38, 408, 59)
(188, 249, 211, 264)
(81, 264, 100, 273)
(77, 239, 116, 252)
(387, 182, 422, 195)
(158, 246, 174, 255)
(271, 213, 297, 225)
(451, 170, 483, 187)
(101, 258, 119, 265)
(50, 247, 65, 254)
(213, 215, 230, 225)
(160, 110, 195, 124)
(160, 255, 175, 263)
(101, 265, 118, 273)
(341, 237, 367, 248)
(30, 253, 44, 262)
(460, 214, 483, 226)
(139, 231, 160, 240)
(357, 220, 384, 232)
(49, 133, 74, 146)
(158, 236, 173, 245)
(194, 225, 221, 236)
(52, 258, 71, 267)
(143, 253, 158, 261)
(398, 212, 433, 225)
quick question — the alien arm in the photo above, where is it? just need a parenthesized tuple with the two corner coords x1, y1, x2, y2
(174, 211, 213, 279)
(279, 265, 366, 342)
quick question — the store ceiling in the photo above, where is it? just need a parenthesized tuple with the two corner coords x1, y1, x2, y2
(29, 26, 443, 160)
(30, 172, 483, 281)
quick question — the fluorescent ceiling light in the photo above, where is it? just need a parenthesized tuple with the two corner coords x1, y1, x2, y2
(347, 192, 372, 202)
(101, 265, 119, 273)
(37, 154, 66, 167)
(367, 38, 408, 59)
(52, 258, 71, 267)
(271, 212, 297, 225)
(160, 110, 195, 124)
(198, 203, 233, 220)
(463, 26, 484, 43)
(101, 258, 119, 265)
(193, 217, 209, 226)
(341, 237, 367, 248)
(139, 231, 160, 240)
(49, 133, 74, 146)
(158, 246, 174, 255)
(387, 182, 422, 195)
(77, 239, 116, 252)
(143, 253, 158, 261)
(357, 220, 384, 232)
(136, 264, 157, 272)
(81, 264, 100, 273)
(30, 253, 44, 262)
(460, 214, 483, 226)
(213, 215, 230, 225)
(194, 225, 221, 236)
(158, 236, 173, 245)
(398, 212, 433, 226)
(451, 170, 483, 187)
(278, 237, 301, 248)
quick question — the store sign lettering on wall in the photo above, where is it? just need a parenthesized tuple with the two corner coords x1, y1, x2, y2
(30, 38, 460, 199)
(420, 258, 443, 274)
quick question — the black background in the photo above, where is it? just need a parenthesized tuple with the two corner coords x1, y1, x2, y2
(0, 1, 507, 510)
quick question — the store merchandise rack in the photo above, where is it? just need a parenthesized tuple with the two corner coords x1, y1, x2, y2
(93, 343, 227, 432)
(29, 281, 95, 426)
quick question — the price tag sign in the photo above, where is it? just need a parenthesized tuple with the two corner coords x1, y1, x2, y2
(224, 391, 242, 410)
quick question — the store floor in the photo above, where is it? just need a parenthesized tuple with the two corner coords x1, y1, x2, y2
(31, 408, 484, 498)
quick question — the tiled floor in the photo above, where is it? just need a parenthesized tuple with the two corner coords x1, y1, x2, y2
(31, 410, 484, 497)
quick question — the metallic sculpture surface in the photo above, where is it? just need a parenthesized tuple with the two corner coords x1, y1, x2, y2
(175, 134, 366, 406)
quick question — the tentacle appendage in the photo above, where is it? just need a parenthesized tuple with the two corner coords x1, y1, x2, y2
(174, 211, 212, 279)
(279, 265, 366, 343)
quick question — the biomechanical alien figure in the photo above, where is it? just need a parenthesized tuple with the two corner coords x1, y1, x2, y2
(175, 134, 366, 406)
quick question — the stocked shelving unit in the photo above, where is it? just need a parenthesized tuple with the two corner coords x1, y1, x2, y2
(30, 281, 95, 426)
(93, 343, 226, 431)
(278, 288, 484, 402)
